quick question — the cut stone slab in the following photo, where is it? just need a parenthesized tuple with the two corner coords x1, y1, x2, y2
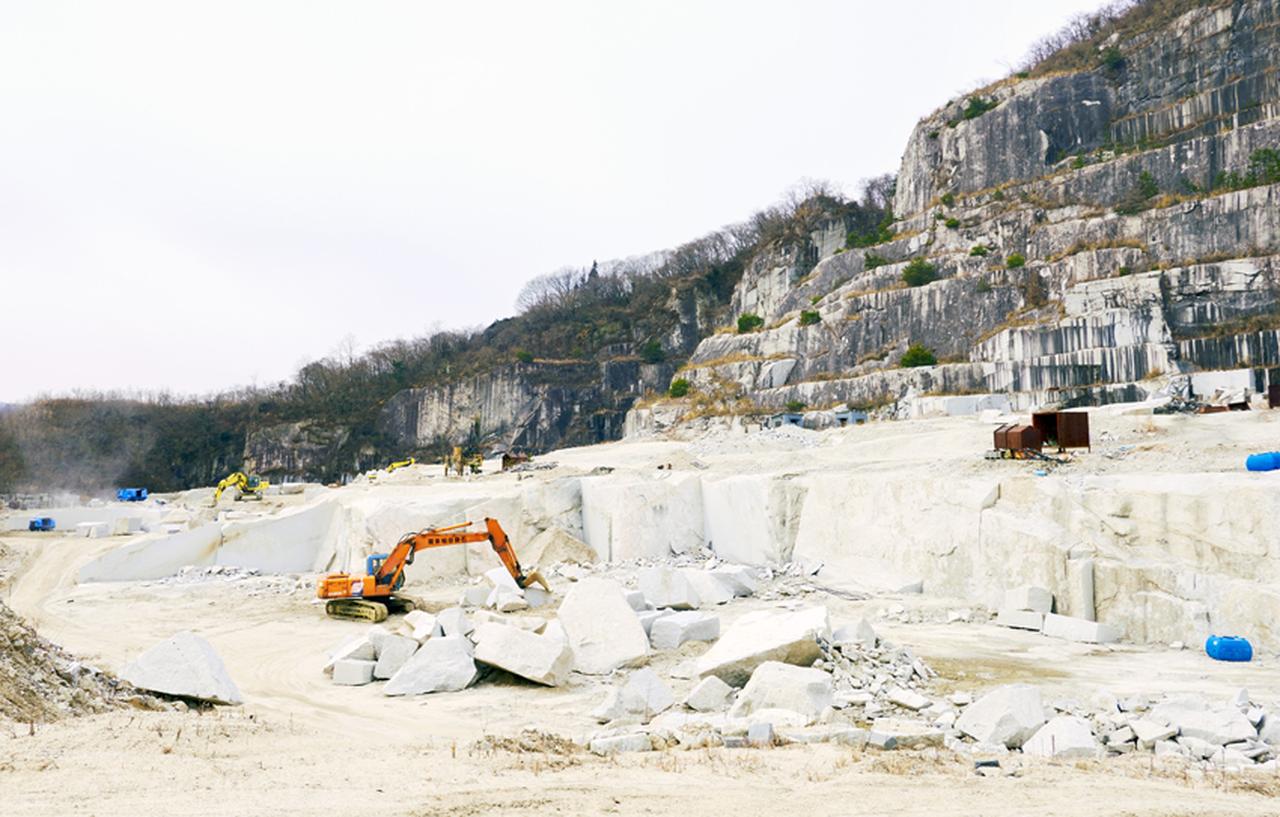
(557, 578, 649, 674)
(436, 607, 474, 638)
(399, 610, 441, 643)
(650, 611, 720, 650)
(729, 661, 833, 723)
(955, 684, 1045, 748)
(384, 636, 477, 696)
(747, 721, 774, 747)
(681, 570, 734, 606)
(120, 631, 243, 705)
(1022, 716, 1098, 759)
(1041, 613, 1119, 644)
(636, 609, 675, 636)
(870, 718, 945, 749)
(373, 635, 419, 680)
(696, 606, 830, 686)
(484, 566, 521, 591)
(487, 586, 528, 612)
(77, 521, 110, 538)
(638, 566, 700, 610)
(1150, 696, 1257, 745)
(542, 619, 567, 643)
(995, 609, 1045, 631)
(333, 659, 376, 686)
(324, 634, 376, 675)
(470, 610, 546, 633)
(710, 565, 757, 597)
(685, 676, 733, 712)
(590, 732, 651, 755)
(887, 687, 929, 711)
(1131, 719, 1177, 749)
(832, 618, 878, 647)
(1004, 585, 1053, 614)
(472, 623, 573, 686)
(365, 625, 393, 657)
(1106, 726, 1136, 745)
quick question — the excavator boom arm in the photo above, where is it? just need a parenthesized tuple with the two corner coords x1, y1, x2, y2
(373, 517, 547, 592)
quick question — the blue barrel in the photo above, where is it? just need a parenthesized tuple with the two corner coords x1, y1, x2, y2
(1245, 452, 1280, 472)
(1205, 635, 1253, 662)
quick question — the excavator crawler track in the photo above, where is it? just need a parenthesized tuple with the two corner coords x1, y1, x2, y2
(325, 598, 389, 623)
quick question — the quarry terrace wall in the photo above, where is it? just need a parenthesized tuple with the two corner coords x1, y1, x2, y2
(77, 468, 1280, 652)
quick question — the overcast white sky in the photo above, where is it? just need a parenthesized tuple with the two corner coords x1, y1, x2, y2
(0, 0, 1104, 403)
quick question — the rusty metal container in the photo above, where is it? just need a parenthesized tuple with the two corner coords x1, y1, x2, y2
(1006, 424, 1042, 451)
(1032, 411, 1090, 451)
(993, 423, 1015, 450)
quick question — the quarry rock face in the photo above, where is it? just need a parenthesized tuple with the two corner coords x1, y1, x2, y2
(120, 631, 243, 705)
(678, 0, 1280, 414)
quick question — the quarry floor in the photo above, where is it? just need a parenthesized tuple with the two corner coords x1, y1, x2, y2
(4, 408, 1280, 815)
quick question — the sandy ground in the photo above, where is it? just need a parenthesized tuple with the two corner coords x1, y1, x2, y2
(4, 409, 1280, 815)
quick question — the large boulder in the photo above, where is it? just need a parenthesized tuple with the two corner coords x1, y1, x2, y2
(384, 636, 477, 696)
(523, 526, 597, 568)
(472, 623, 573, 686)
(1149, 696, 1257, 745)
(728, 661, 833, 723)
(120, 631, 242, 705)
(681, 570, 734, 606)
(649, 611, 719, 650)
(1022, 716, 1098, 758)
(696, 606, 830, 685)
(556, 578, 649, 674)
(954, 684, 1045, 748)
(684, 676, 734, 712)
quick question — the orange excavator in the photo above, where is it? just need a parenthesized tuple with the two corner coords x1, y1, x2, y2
(315, 517, 548, 622)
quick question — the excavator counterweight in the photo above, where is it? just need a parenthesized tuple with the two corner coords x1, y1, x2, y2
(315, 517, 546, 622)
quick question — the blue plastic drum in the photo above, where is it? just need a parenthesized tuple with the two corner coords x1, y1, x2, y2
(1205, 635, 1253, 662)
(1246, 452, 1280, 472)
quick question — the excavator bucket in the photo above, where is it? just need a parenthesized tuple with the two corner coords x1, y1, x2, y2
(520, 569, 550, 593)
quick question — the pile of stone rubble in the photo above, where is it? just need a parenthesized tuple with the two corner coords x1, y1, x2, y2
(315, 553, 1279, 771)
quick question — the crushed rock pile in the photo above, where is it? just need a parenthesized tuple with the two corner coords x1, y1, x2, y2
(0, 601, 165, 722)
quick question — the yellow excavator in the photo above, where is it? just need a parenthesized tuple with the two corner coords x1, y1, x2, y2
(315, 517, 548, 621)
(212, 471, 269, 505)
(386, 457, 415, 473)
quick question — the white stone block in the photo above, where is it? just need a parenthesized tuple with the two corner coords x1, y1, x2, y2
(589, 732, 652, 755)
(1003, 585, 1053, 614)
(592, 667, 674, 723)
(384, 636, 477, 695)
(472, 623, 573, 686)
(436, 607, 474, 638)
(681, 570, 734, 606)
(711, 565, 758, 597)
(557, 578, 649, 674)
(324, 634, 375, 674)
(649, 611, 720, 650)
(636, 609, 675, 635)
(696, 606, 830, 685)
(1150, 696, 1256, 745)
(638, 566, 700, 610)
(995, 609, 1045, 631)
(887, 687, 929, 711)
(729, 661, 833, 723)
(1131, 718, 1177, 749)
(955, 684, 1045, 748)
(684, 676, 733, 712)
(332, 659, 375, 686)
(1041, 613, 1119, 644)
(77, 521, 110, 538)
(398, 610, 441, 643)
(373, 635, 419, 679)
(120, 631, 243, 704)
(1022, 716, 1098, 759)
